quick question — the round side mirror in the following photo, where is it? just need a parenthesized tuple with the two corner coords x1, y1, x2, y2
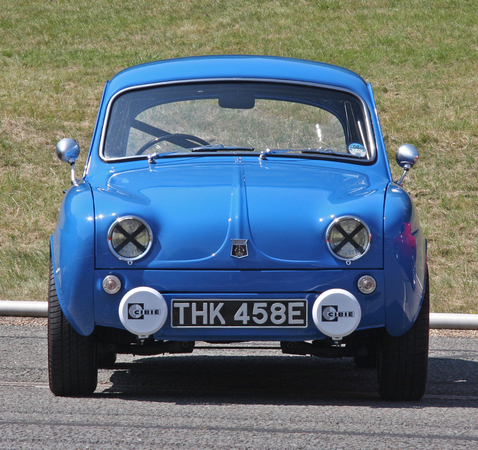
(396, 144, 419, 170)
(56, 138, 80, 165)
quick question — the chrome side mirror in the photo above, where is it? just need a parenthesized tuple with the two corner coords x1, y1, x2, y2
(56, 138, 80, 186)
(395, 144, 419, 186)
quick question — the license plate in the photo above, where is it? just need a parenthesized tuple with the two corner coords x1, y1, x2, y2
(171, 300, 307, 328)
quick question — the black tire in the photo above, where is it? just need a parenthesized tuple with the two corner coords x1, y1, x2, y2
(377, 272, 429, 401)
(48, 264, 98, 396)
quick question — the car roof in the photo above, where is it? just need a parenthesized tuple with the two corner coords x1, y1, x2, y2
(105, 55, 371, 100)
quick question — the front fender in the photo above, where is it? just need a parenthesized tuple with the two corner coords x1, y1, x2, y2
(50, 182, 95, 336)
(383, 183, 427, 336)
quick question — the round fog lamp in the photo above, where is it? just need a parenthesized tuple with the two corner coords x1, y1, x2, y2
(357, 275, 376, 295)
(103, 275, 122, 295)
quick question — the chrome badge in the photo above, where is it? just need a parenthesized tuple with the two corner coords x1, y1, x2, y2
(231, 239, 248, 258)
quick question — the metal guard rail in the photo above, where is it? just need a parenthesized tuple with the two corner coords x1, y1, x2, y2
(1, 301, 477, 330)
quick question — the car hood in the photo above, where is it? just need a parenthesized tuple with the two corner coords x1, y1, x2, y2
(92, 158, 387, 269)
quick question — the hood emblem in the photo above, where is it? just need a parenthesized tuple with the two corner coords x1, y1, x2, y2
(231, 239, 248, 258)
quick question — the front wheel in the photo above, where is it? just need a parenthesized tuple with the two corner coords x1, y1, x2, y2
(377, 272, 429, 401)
(48, 264, 98, 396)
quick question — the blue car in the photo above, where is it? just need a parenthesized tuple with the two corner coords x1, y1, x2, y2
(49, 55, 428, 400)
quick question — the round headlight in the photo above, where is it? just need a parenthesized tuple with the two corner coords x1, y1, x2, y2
(108, 216, 153, 261)
(326, 216, 371, 261)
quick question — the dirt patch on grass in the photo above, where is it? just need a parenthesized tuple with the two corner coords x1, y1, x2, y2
(0, 317, 47, 326)
(430, 328, 478, 338)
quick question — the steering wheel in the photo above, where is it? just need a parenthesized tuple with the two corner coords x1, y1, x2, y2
(136, 133, 210, 155)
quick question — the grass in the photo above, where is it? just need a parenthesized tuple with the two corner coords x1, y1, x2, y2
(0, 0, 477, 313)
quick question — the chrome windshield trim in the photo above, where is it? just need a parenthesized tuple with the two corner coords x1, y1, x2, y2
(99, 77, 376, 163)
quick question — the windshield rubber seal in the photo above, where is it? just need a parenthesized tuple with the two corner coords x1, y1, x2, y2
(98, 77, 377, 166)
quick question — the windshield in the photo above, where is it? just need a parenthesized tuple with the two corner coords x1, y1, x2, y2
(102, 81, 374, 161)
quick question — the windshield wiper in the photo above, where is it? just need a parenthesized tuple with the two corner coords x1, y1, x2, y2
(300, 148, 364, 158)
(147, 151, 185, 163)
(147, 146, 255, 163)
(259, 148, 365, 160)
(189, 144, 255, 152)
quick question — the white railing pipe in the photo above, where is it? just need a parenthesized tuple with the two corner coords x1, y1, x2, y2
(1, 302, 477, 330)
(429, 313, 478, 330)
(0, 301, 48, 318)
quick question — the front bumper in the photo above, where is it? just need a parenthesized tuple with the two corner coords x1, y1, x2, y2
(93, 269, 385, 341)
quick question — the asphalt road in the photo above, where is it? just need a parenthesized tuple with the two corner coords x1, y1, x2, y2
(0, 319, 477, 449)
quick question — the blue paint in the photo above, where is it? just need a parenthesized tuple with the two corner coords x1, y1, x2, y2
(51, 56, 426, 340)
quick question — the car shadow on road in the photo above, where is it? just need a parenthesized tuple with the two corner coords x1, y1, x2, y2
(99, 353, 478, 407)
